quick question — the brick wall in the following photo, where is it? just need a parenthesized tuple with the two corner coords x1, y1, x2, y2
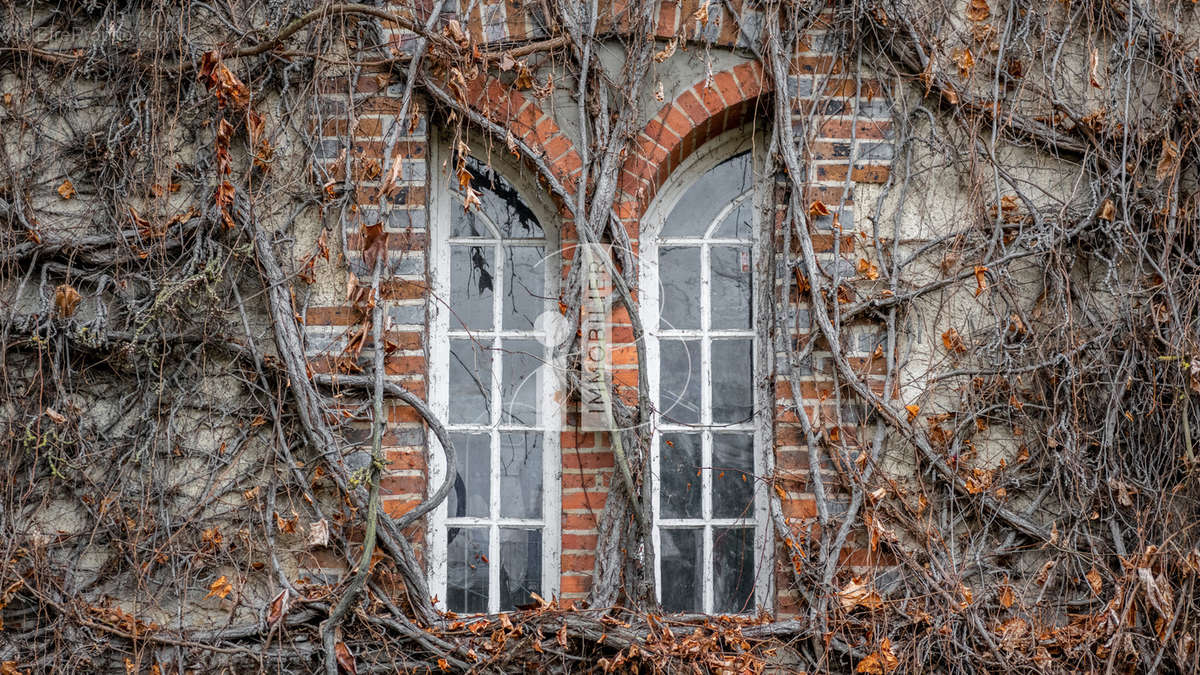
(303, 1, 894, 615)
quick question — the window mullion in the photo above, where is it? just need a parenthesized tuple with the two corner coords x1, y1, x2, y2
(703, 524, 714, 614)
(489, 239, 504, 613)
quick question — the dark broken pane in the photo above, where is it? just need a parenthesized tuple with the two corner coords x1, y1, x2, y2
(713, 526, 755, 614)
(660, 432, 702, 519)
(711, 339, 753, 424)
(502, 245, 546, 330)
(499, 528, 541, 610)
(448, 432, 490, 519)
(499, 431, 542, 519)
(662, 152, 752, 238)
(659, 246, 700, 330)
(660, 339, 701, 425)
(710, 246, 752, 329)
(447, 526, 489, 613)
(711, 195, 754, 240)
(660, 527, 702, 612)
(500, 338, 542, 425)
(450, 245, 495, 330)
(466, 157, 544, 238)
(449, 339, 492, 424)
(712, 432, 754, 519)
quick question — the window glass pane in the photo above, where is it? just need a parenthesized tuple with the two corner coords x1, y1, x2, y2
(450, 245, 494, 330)
(447, 527, 489, 613)
(502, 246, 546, 330)
(452, 205, 494, 238)
(660, 433, 701, 519)
(712, 433, 754, 519)
(662, 153, 752, 238)
(449, 339, 492, 424)
(660, 528, 702, 612)
(710, 246, 752, 330)
(499, 432, 542, 519)
(448, 433, 490, 518)
(710, 196, 753, 240)
(499, 528, 542, 610)
(658, 246, 700, 330)
(711, 339, 753, 424)
(712, 527, 755, 614)
(500, 338, 542, 425)
(660, 339, 701, 425)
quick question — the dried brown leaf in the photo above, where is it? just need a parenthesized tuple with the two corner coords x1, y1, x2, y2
(1098, 199, 1116, 221)
(857, 258, 880, 280)
(941, 328, 967, 353)
(54, 284, 81, 318)
(973, 265, 989, 296)
(856, 638, 899, 673)
(334, 641, 357, 675)
(966, 0, 991, 22)
(204, 575, 232, 600)
(57, 180, 76, 200)
(1156, 137, 1179, 183)
(266, 589, 288, 626)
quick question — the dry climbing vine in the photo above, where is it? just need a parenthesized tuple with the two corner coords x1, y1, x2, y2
(1, 0, 1199, 672)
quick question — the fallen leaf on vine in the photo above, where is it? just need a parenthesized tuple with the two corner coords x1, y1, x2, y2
(1156, 137, 1179, 183)
(905, 404, 920, 421)
(57, 180, 76, 200)
(653, 38, 678, 63)
(952, 48, 975, 79)
(307, 519, 329, 548)
(54, 284, 81, 318)
(274, 512, 297, 534)
(1086, 567, 1102, 594)
(999, 584, 1015, 608)
(360, 223, 388, 272)
(857, 258, 880, 280)
(856, 638, 898, 673)
(1088, 47, 1102, 89)
(966, 0, 991, 22)
(44, 408, 66, 424)
(973, 265, 989, 296)
(462, 184, 482, 212)
(266, 589, 288, 626)
(941, 328, 967, 353)
(839, 577, 884, 610)
(334, 641, 357, 674)
(205, 575, 232, 600)
(446, 20, 470, 46)
(809, 200, 831, 217)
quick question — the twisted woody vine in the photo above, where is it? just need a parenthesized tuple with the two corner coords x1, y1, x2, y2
(2, 0, 1199, 672)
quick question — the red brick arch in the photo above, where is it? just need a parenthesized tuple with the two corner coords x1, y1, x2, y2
(461, 73, 583, 195)
(616, 61, 771, 225)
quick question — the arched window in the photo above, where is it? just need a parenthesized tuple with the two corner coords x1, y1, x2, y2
(429, 148, 561, 614)
(640, 133, 770, 614)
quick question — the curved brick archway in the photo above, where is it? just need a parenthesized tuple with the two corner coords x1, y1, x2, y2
(460, 73, 583, 195)
(616, 61, 771, 225)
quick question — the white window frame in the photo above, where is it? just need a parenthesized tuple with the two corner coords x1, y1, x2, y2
(428, 139, 562, 614)
(639, 129, 774, 614)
